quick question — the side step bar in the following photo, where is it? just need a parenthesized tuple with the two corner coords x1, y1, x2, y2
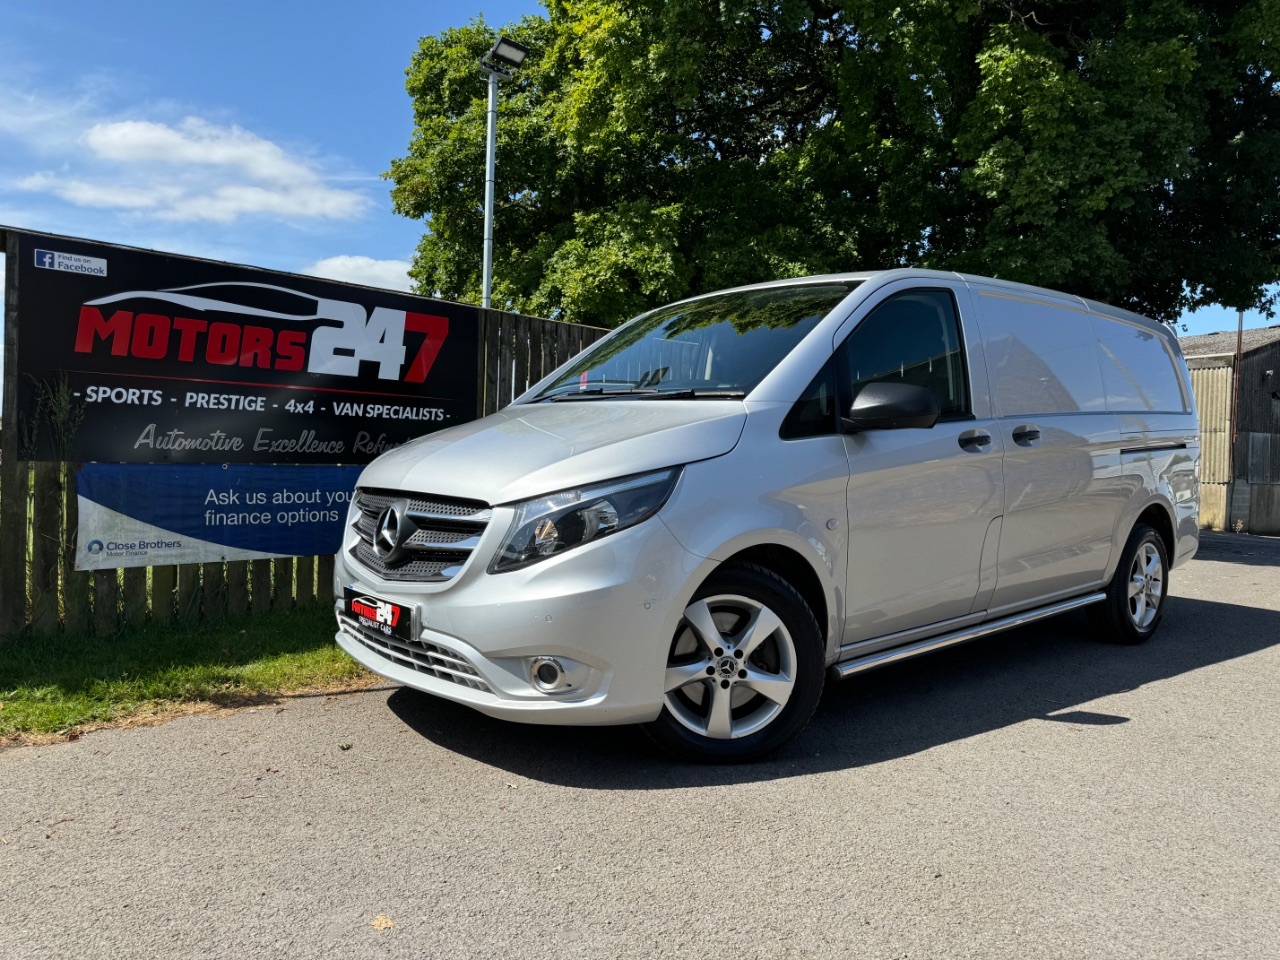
(832, 592, 1107, 680)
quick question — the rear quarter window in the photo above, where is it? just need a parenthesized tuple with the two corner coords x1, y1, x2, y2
(1091, 316, 1188, 413)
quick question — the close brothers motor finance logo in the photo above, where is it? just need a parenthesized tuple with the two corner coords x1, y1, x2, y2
(72, 282, 449, 384)
(86, 540, 105, 554)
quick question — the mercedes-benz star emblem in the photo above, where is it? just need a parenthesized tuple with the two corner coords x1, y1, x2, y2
(374, 500, 412, 562)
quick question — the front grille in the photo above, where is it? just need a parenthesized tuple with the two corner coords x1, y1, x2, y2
(350, 488, 491, 582)
(339, 617, 492, 693)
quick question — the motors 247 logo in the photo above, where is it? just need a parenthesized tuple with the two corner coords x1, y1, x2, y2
(72, 282, 449, 384)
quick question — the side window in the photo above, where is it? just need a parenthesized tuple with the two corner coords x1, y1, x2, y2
(781, 358, 837, 439)
(978, 291, 1105, 416)
(839, 289, 971, 418)
(1091, 316, 1188, 413)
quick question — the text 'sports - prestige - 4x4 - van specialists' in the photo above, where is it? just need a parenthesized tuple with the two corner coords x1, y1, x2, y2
(332, 269, 1199, 762)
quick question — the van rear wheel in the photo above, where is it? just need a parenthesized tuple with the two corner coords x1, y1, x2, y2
(643, 562, 825, 763)
(1091, 523, 1169, 644)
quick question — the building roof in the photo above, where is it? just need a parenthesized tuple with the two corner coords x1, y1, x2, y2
(1180, 324, 1280, 357)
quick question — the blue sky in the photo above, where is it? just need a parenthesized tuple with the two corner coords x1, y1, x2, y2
(0, 0, 541, 287)
(0, 0, 1272, 376)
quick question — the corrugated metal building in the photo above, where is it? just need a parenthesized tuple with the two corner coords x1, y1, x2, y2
(1180, 325, 1280, 534)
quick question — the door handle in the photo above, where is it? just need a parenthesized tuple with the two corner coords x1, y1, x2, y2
(958, 429, 992, 450)
(1012, 425, 1041, 444)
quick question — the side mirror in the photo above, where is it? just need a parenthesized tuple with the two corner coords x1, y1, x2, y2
(841, 382, 941, 433)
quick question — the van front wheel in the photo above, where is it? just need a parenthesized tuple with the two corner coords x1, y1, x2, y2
(644, 562, 825, 763)
(1091, 523, 1169, 644)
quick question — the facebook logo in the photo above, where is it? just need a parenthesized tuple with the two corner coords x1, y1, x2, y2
(33, 249, 108, 277)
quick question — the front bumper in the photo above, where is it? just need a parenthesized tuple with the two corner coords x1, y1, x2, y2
(333, 516, 705, 726)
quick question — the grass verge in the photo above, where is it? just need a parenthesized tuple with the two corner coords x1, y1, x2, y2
(0, 604, 372, 742)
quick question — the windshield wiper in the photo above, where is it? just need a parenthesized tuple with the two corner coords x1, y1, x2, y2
(637, 389, 747, 400)
(541, 387, 660, 402)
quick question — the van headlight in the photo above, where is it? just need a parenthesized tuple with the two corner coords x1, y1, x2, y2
(489, 469, 681, 573)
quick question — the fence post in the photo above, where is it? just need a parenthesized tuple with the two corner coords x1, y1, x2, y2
(176, 563, 201, 621)
(273, 557, 294, 611)
(93, 570, 117, 636)
(295, 555, 315, 606)
(556, 320, 571, 374)
(151, 565, 176, 622)
(498, 313, 514, 409)
(483, 311, 500, 415)
(226, 560, 248, 615)
(539, 318, 554, 384)
(251, 558, 272, 613)
(202, 560, 226, 618)
(513, 313, 531, 400)
(316, 554, 335, 605)
(122, 567, 147, 627)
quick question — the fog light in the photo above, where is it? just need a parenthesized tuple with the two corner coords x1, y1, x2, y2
(529, 656, 566, 692)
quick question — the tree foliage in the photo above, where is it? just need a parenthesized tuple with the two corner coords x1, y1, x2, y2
(388, 1, 1280, 326)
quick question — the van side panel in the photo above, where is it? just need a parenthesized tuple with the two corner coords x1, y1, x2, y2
(1095, 312, 1200, 570)
(1114, 413, 1201, 569)
(980, 292, 1106, 417)
(973, 288, 1129, 610)
(1092, 315, 1189, 414)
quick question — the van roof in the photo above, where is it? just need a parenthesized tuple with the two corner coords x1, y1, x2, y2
(700, 268, 1171, 337)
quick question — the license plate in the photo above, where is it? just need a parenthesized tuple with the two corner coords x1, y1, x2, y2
(343, 586, 417, 644)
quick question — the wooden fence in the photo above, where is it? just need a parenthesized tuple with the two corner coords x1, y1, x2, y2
(0, 265, 607, 637)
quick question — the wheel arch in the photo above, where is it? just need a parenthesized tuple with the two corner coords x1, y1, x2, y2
(715, 543, 833, 658)
(1136, 504, 1172, 555)
(1136, 501, 1176, 561)
(1105, 495, 1177, 582)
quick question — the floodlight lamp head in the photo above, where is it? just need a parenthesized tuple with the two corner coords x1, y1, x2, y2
(482, 36, 528, 74)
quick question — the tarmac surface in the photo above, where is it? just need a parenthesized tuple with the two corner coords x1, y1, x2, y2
(2, 532, 1278, 959)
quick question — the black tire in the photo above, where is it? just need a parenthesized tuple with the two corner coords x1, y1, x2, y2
(643, 561, 825, 763)
(1090, 523, 1169, 645)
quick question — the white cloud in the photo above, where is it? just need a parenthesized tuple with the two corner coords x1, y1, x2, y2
(18, 172, 180, 211)
(160, 183, 366, 223)
(304, 255, 414, 292)
(84, 118, 311, 185)
(6, 99, 370, 224)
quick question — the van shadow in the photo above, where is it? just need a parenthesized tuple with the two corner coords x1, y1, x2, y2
(385, 595, 1280, 789)
(1195, 531, 1280, 568)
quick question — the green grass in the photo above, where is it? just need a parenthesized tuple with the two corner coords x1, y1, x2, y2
(0, 604, 368, 737)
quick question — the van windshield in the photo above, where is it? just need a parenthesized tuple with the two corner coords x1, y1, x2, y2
(532, 282, 859, 401)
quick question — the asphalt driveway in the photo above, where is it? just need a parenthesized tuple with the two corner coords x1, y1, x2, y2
(2, 532, 1278, 959)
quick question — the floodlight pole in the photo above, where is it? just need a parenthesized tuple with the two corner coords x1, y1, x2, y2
(478, 37, 527, 310)
(482, 69, 499, 310)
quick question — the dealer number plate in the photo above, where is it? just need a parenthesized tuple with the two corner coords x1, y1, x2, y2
(343, 586, 417, 644)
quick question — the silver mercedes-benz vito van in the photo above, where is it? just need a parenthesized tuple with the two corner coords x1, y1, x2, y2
(333, 269, 1199, 761)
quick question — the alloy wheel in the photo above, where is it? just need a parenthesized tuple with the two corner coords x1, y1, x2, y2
(663, 594, 797, 740)
(1127, 541, 1164, 630)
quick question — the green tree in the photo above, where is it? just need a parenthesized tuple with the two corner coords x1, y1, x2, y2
(388, 1, 1280, 327)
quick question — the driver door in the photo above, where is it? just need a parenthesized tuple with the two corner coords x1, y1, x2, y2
(839, 283, 1005, 648)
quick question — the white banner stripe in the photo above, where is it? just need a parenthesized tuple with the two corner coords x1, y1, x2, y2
(76, 497, 283, 570)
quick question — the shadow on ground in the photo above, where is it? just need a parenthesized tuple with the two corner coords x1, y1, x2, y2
(386, 594, 1280, 789)
(1195, 531, 1280, 567)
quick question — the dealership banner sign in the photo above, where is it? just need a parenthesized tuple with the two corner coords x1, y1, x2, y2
(76, 463, 360, 570)
(15, 231, 479, 463)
